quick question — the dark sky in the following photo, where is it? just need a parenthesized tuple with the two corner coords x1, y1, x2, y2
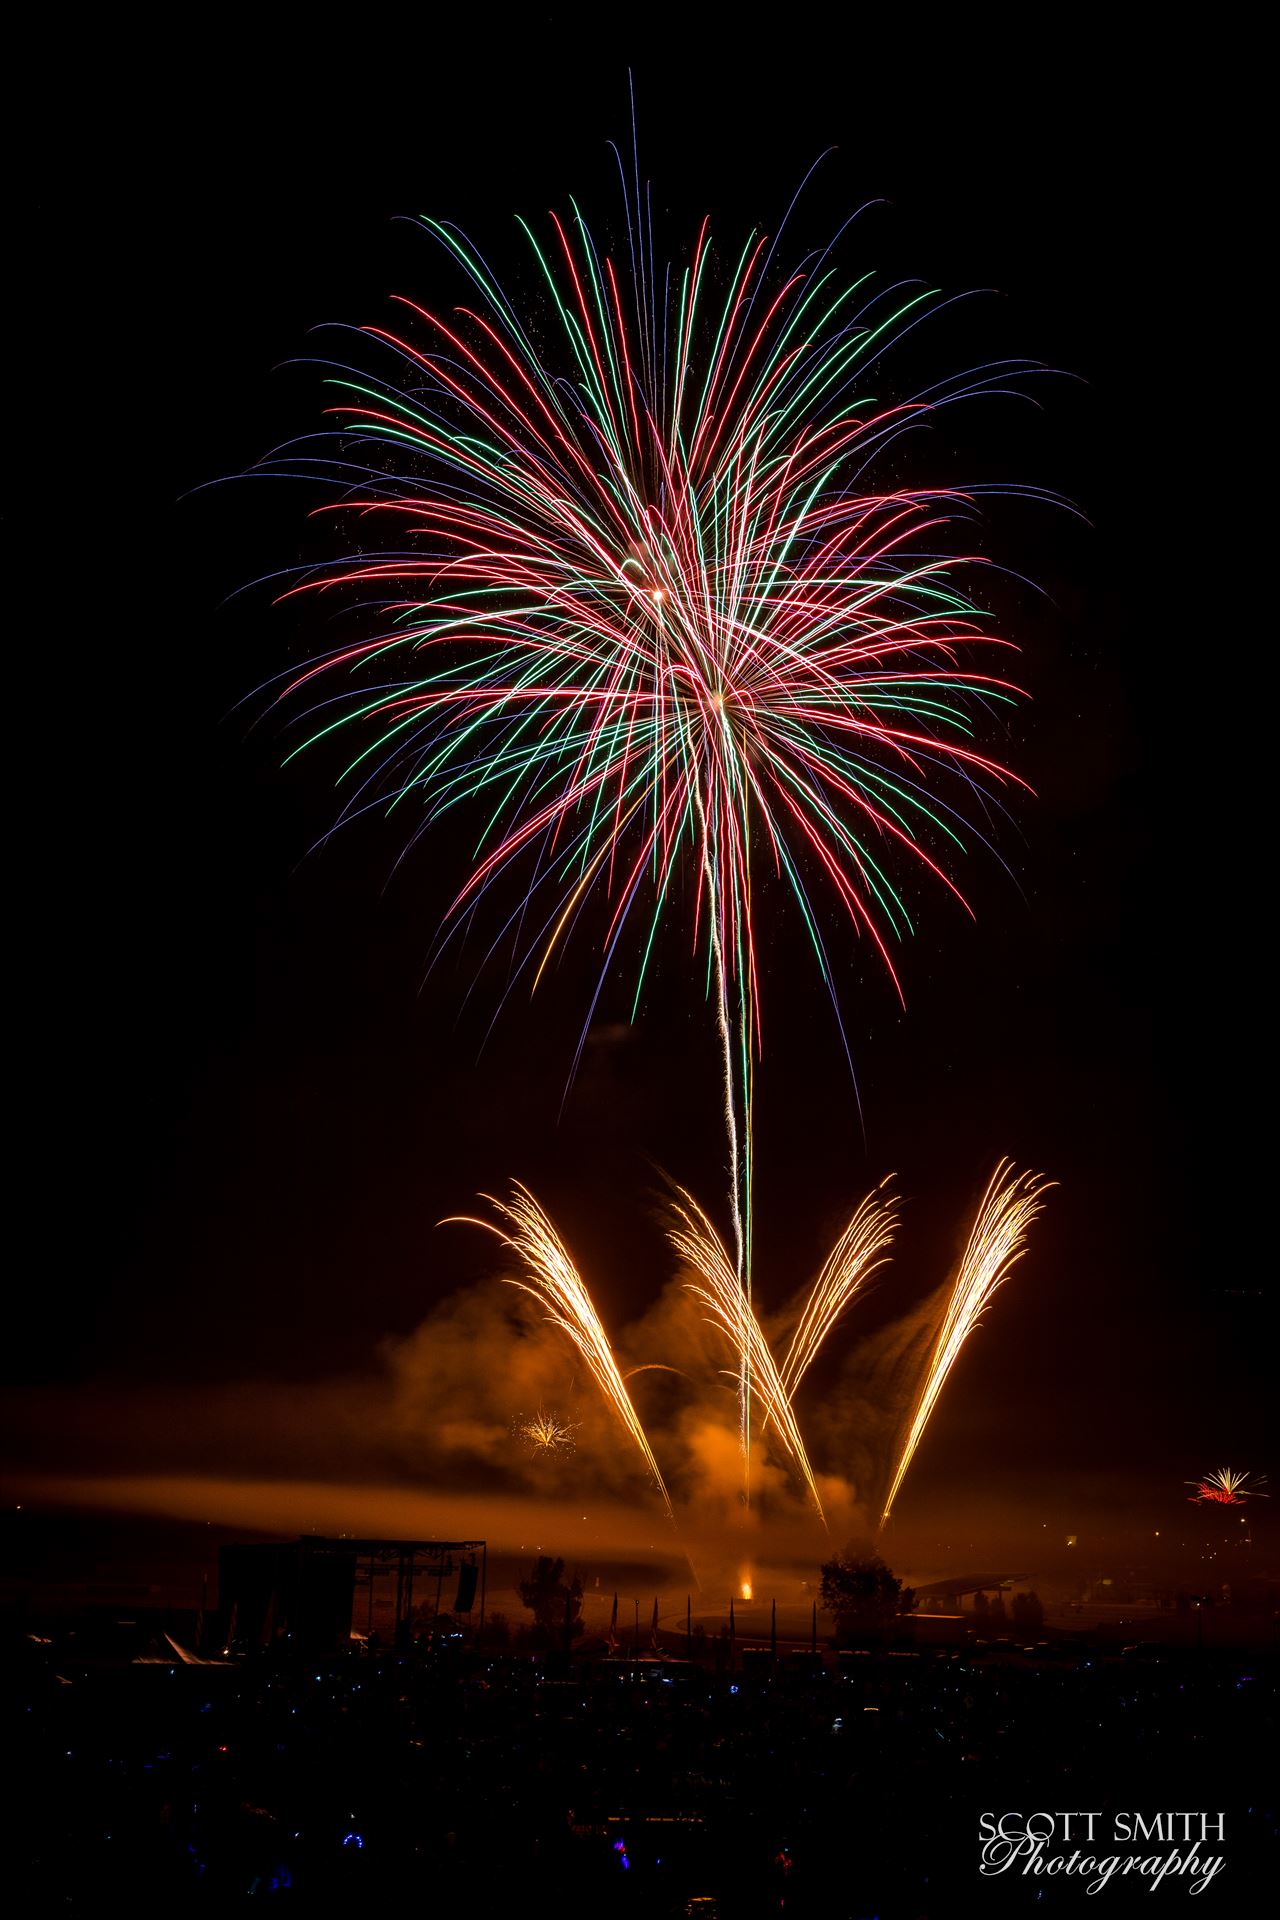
(11, 28, 1268, 1523)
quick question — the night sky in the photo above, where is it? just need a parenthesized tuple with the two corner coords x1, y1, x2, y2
(9, 30, 1267, 1564)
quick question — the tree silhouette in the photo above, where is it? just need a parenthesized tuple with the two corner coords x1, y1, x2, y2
(818, 1547, 916, 1642)
(517, 1556, 584, 1645)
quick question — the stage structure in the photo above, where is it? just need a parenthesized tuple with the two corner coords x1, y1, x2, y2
(218, 1536, 487, 1655)
(347, 1537, 486, 1649)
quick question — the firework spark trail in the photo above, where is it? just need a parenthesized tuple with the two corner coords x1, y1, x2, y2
(1186, 1468, 1268, 1505)
(668, 1185, 826, 1523)
(452, 1185, 674, 1520)
(694, 776, 752, 1487)
(879, 1159, 1051, 1529)
(777, 1177, 899, 1404)
(262, 176, 1050, 1485)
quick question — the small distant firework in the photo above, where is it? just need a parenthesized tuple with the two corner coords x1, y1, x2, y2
(669, 1185, 826, 1522)
(1186, 1468, 1268, 1506)
(880, 1159, 1052, 1528)
(513, 1404, 580, 1455)
(452, 1184, 674, 1520)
